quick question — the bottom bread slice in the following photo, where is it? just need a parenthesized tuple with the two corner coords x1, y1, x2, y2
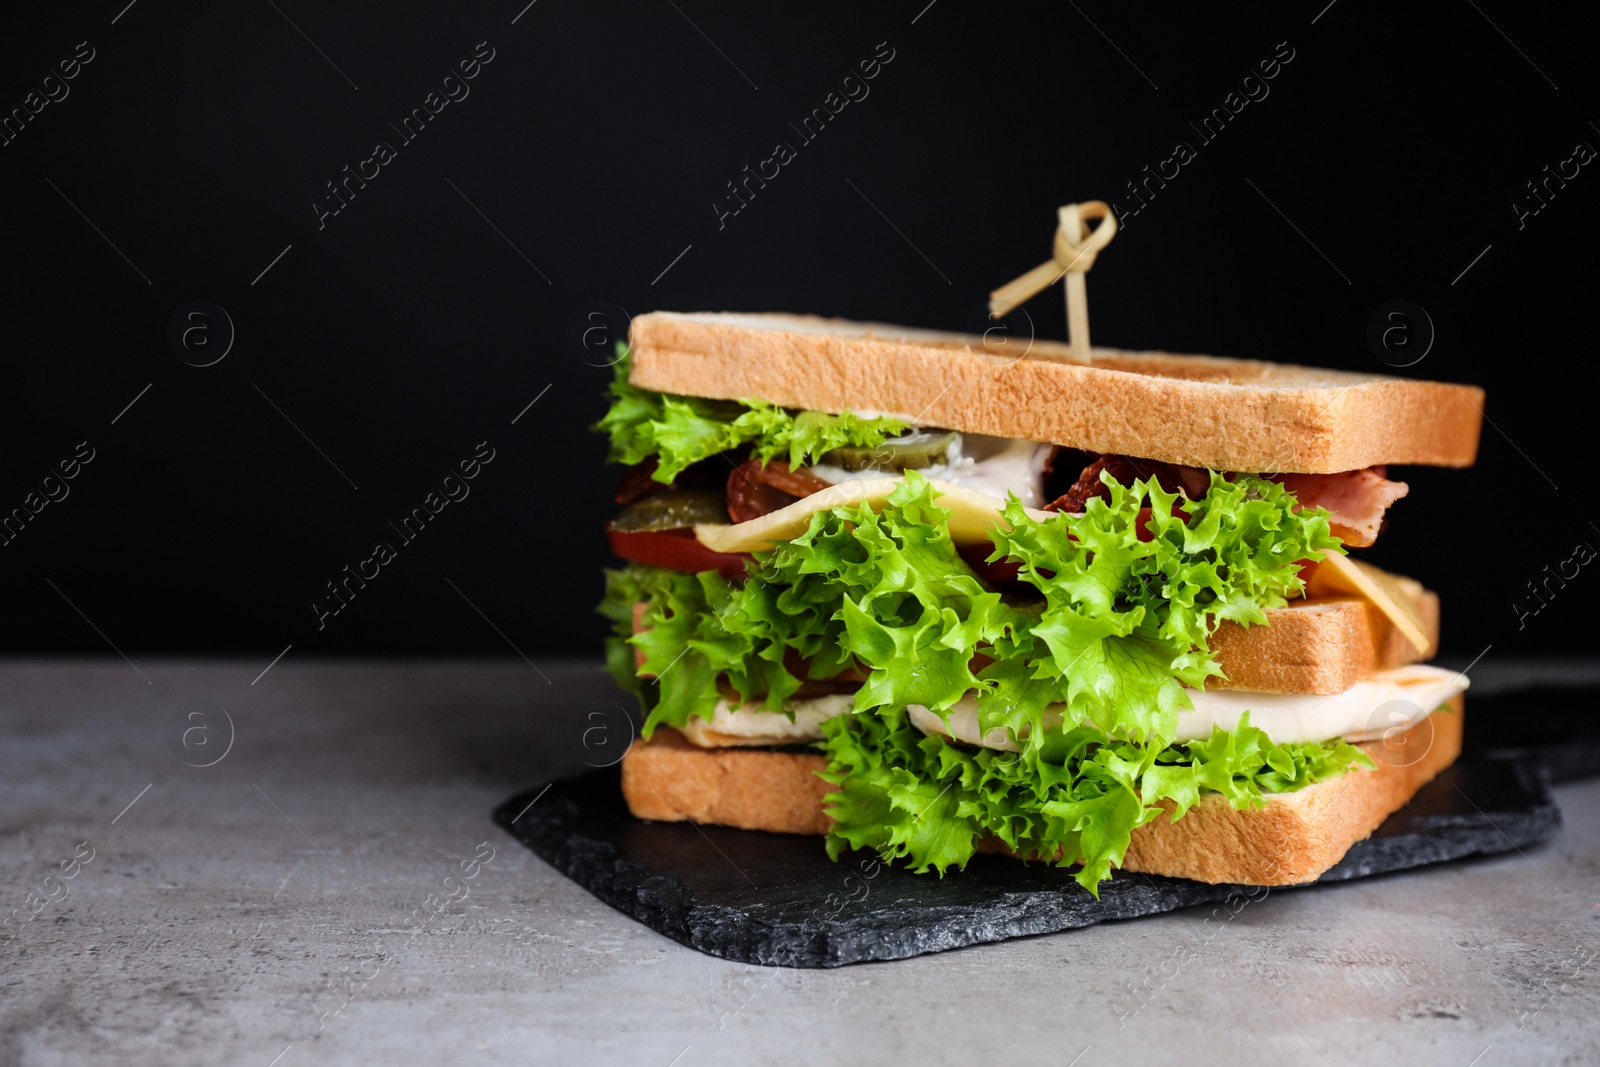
(619, 697, 1463, 885)
(622, 730, 835, 835)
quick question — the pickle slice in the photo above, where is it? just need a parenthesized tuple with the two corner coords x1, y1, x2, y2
(607, 489, 730, 531)
(821, 431, 956, 472)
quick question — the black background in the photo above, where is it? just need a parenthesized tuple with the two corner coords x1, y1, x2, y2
(0, 1, 1592, 663)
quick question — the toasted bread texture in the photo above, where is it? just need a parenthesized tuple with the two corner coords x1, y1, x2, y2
(627, 312, 1484, 474)
(1119, 698, 1462, 883)
(1212, 588, 1438, 695)
(619, 700, 1463, 885)
(621, 728, 834, 835)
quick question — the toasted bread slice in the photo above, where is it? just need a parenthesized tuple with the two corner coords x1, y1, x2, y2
(619, 699, 1463, 885)
(1118, 698, 1462, 883)
(628, 312, 1483, 474)
(1213, 587, 1438, 695)
(622, 728, 834, 835)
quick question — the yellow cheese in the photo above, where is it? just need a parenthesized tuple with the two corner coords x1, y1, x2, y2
(1306, 553, 1432, 654)
(694, 477, 1053, 554)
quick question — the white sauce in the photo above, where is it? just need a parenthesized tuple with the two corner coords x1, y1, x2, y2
(809, 432, 1056, 508)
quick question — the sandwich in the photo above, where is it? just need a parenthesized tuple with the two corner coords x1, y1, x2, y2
(597, 311, 1484, 893)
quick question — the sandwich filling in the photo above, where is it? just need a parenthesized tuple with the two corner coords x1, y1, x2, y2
(596, 349, 1434, 893)
(673, 663, 1467, 750)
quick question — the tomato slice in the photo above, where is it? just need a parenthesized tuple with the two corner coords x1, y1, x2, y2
(606, 528, 752, 580)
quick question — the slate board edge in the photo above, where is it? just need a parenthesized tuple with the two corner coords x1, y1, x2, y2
(1317, 758, 1563, 882)
(492, 790, 1259, 968)
(493, 757, 1563, 969)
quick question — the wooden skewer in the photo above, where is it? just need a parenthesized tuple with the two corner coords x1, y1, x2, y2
(1060, 204, 1090, 362)
(989, 201, 1117, 362)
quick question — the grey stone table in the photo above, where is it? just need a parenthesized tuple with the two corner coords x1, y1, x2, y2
(2, 659, 1597, 1067)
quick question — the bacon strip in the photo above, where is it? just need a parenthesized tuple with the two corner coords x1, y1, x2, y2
(1271, 467, 1409, 547)
(615, 456, 729, 505)
(1044, 453, 1208, 513)
(1042, 452, 1406, 547)
(615, 458, 665, 505)
(726, 460, 832, 523)
(753, 461, 832, 498)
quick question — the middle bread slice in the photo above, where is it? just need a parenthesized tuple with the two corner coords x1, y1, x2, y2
(1211, 585, 1437, 695)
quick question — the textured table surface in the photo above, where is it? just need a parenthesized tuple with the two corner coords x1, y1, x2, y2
(2, 659, 1597, 1067)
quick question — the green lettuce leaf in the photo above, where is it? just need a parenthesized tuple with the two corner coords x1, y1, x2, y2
(820, 707, 1375, 894)
(771, 479, 1029, 717)
(604, 468, 1338, 746)
(983, 469, 1343, 750)
(600, 457, 1350, 893)
(593, 345, 911, 481)
(599, 563, 656, 703)
(600, 562, 854, 736)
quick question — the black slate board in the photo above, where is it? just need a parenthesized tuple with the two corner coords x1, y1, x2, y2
(493, 757, 1562, 968)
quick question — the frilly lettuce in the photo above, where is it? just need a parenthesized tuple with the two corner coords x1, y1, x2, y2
(606, 468, 1338, 741)
(600, 459, 1349, 892)
(820, 706, 1373, 893)
(600, 562, 856, 737)
(594, 345, 910, 482)
(980, 469, 1342, 749)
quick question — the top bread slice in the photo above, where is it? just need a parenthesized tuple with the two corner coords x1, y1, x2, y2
(627, 312, 1484, 474)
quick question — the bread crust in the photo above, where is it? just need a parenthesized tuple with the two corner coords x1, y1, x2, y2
(620, 728, 833, 835)
(1211, 590, 1438, 695)
(1119, 698, 1463, 883)
(628, 312, 1484, 474)
(618, 701, 1463, 885)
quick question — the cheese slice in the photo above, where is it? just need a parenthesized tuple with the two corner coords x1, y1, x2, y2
(695, 477, 1053, 554)
(1306, 553, 1432, 655)
(674, 665, 1467, 750)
